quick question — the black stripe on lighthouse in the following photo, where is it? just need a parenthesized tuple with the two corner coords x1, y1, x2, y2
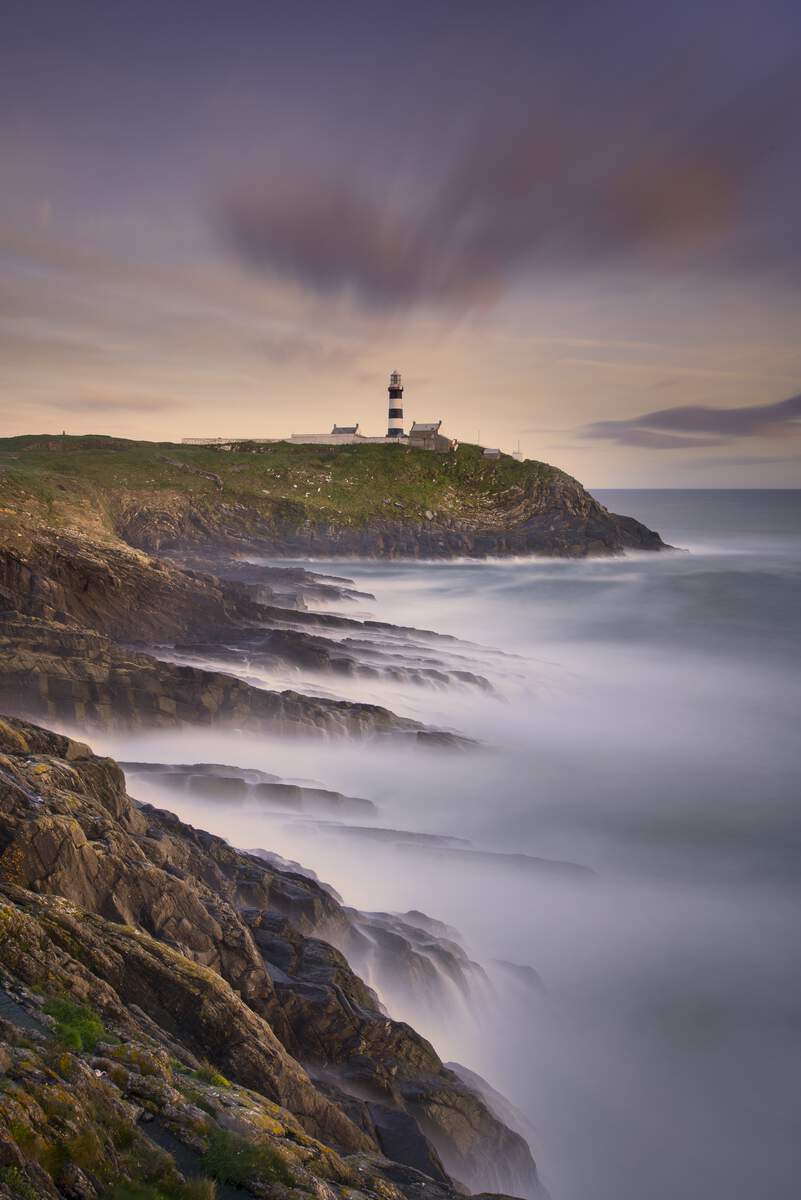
(387, 369, 404, 437)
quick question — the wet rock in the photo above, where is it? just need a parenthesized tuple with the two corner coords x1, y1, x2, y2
(404, 844, 593, 876)
(171, 623, 493, 692)
(0, 715, 539, 1195)
(491, 960, 544, 992)
(122, 762, 377, 815)
(0, 613, 458, 742)
(367, 1103, 450, 1181)
(0, 521, 483, 744)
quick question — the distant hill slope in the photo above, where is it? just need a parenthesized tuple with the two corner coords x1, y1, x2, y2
(0, 434, 666, 557)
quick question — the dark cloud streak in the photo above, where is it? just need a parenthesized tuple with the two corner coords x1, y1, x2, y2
(217, 50, 801, 310)
(42, 395, 187, 414)
(582, 394, 801, 449)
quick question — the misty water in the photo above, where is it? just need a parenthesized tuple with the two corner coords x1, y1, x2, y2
(96, 490, 801, 1200)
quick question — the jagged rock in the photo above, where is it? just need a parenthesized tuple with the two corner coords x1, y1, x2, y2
(0, 715, 540, 1197)
(0, 1014, 440, 1200)
(122, 761, 377, 816)
(0, 527, 262, 643)
(0, 613, 469, 743)
(3, 520, 476, 691)
(0, 435, 667, 561)
(0, 520, 476, 738)
(165, 552, 375, 606)
(491, 960, 544, 992)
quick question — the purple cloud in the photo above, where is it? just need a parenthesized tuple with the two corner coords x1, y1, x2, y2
(217, 53, 801, 311)
(582, 394, 801, 449)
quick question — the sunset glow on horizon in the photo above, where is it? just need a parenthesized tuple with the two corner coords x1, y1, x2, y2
(2, 0, 800, 485)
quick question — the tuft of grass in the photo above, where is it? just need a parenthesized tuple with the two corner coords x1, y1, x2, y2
(192, 1062, 230, 1088)
(111, 1122, 138, 1151)
(110, 1180, 215, 1200)
(43, 996, 107, 1052)
(178, 1184, 217, 1200)
(0, 1165, 39, 1200)
(201, 1127, 293, 1187)
(110, 1178, 217, 1200)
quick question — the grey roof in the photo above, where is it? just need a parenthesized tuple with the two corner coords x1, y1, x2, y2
(331, 424, 359, 434)
(410, 421, 441, 433)
(482, 447, 501, 456)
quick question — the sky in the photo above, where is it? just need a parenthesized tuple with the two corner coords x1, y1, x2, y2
(2, 0, 801, 486)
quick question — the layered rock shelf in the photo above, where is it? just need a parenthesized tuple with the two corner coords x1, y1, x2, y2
(0, 715, 541, 1198)
(0, 435, 668, 1198)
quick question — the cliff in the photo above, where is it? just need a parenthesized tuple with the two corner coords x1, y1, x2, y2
(0, 715, 541, 1199)
(0, 434, 666, 558)
(0, 519, 473, 740)
(0, 432, 655, 1198)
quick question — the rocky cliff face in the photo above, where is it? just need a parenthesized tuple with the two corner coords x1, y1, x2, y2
(112, 470, 664, 559)
(0, 612, 447, 740)
(0, 438, 665, 731)
(0, 529, 259, 643)
(0, 526, 471, 743)
(0, 435, 656, 1198)
(0, 715, 541, 1199)
(0, 435, 667, 561)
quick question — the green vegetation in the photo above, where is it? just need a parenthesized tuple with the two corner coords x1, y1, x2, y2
(201, 1126, 294, 1187)
(0, 1165, 39, 1200)
(192, 1061, 231, 1088)
(41, 1127, 104, 1178)
(0, 432, 566, 540)
(110, 1180, 216, 1200)
(43, 996, 107, 1052)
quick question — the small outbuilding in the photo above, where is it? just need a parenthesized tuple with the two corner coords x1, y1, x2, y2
(331, 424, 360, 435)
(409, 420, 456, 453)
(482, 447, 501, 459)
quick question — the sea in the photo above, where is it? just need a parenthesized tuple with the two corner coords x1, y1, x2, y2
(97, 489, 801, 1200)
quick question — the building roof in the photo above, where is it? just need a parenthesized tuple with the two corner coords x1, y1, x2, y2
(482, 447, 501, 457)
(410, 421, 442, 433)
(331, 424, 359, 435)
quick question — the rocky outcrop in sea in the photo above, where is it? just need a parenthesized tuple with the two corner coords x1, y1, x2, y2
(0, 530, 473, 743)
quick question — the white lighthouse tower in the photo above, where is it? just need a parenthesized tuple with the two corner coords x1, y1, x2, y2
(387, 370, 404, 438)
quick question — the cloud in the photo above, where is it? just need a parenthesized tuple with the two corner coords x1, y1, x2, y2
(217, 139, 735, 309)
(686, 454, 801, 469)
(248, 329, 353, 370)
(43, 394, 186, 414)
(581, 394, 801, 449)
(216, 55, 801, 311)
(218, 174, 504, 309)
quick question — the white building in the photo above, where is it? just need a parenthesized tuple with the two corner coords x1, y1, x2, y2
(183, 371, 460, 451)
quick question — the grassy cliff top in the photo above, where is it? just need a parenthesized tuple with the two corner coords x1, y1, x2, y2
(0, 433, 571, 538)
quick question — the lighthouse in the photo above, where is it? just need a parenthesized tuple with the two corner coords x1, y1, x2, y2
(387, 370, 404, 438)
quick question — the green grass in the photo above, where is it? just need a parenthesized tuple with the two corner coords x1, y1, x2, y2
(200, 1127, 294, 1187)
(0, 432, 566, 539)
(0, 1165, 39, 1200)
(110, 1181, 216, 1200)
(43, 996, 107, 1052)
(192, 1061, 231, 1088)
